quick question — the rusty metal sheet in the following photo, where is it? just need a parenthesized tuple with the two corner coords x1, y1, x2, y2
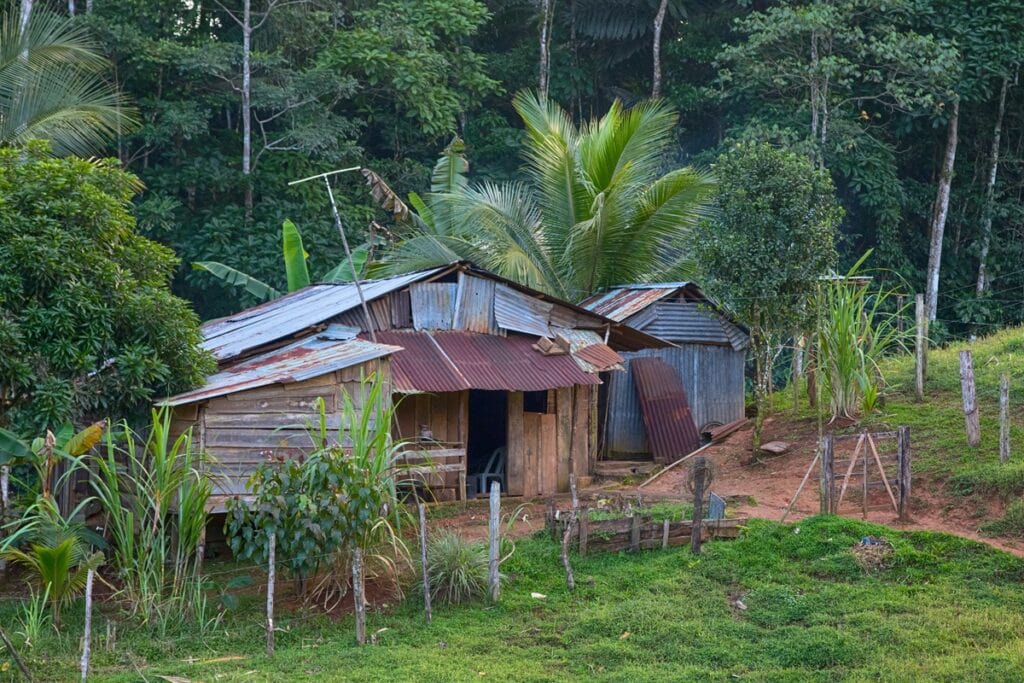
(201, 267, 445, 362)
(410, 282, 457, 330)
(631, 356, 700, 463)
(579, 285, 683, 322)
(494, 283, 552, 337)
(453, 273, 498, 334)
(575, 343, 623, 372)
(373, 330, 469, 393)
(161, 325, 401, 406)
(432, 332, 599, 391)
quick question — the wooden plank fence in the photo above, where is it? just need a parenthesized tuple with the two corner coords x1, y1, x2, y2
(545, 509, 746, 555)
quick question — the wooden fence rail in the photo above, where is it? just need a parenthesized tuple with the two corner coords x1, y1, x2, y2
(546, 511, 746, 556)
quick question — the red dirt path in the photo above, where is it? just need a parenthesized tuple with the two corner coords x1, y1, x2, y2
(635, 416, 1024, 557)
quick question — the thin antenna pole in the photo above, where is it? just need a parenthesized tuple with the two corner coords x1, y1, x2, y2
(288, 167, 376, 343)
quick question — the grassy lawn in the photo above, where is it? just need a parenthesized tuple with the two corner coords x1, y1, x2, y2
(5, 515, 1024, 681)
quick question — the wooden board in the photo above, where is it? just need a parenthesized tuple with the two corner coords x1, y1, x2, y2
(555, 387, 572, 492)
(507, 392, 525, 496)
(541, 413, 557, 495)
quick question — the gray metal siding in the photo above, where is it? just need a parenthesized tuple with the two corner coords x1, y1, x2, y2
(604, 345, 745, 457)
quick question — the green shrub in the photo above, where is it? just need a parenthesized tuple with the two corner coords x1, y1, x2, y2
(423, 531, 490, 605)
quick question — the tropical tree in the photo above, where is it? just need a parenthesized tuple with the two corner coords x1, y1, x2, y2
(380, 91, 716, 301)
(0, 4, 135, 155)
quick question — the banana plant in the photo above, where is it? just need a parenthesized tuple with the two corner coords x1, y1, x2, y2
(193, 219, 370, 302)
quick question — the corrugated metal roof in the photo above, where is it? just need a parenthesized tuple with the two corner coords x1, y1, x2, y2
(432, 332, 600, 391)
(160, 326, 401, 406)
(494, 283, 552, 337)
(374, 330, 469, 393)
(575, 343, 623, 372)
(631, 356, 701, 463)
(550, 326, 623, 373)
(201, 267, 447, 362)
(579, 286, 681, 322)
(642, 303, 749, 351)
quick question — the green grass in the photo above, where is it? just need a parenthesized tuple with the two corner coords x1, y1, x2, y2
(5, 517, 1024, 681)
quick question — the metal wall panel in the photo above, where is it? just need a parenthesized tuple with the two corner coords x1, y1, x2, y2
(410, 282, 457, 330)
(494, 283, 552, 337)
(603, 345, 745, 457)
(453, 273, 498, 334)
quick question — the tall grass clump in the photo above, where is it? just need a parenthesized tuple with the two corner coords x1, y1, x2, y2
(91, 408, 212, 625)
(423, 531, 489, 605)
(815, 251, 909, 420)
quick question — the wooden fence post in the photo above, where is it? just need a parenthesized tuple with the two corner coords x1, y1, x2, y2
(0, 465, 8, 576)
(915, 294, 926, 402)
(488, 481, 501, 602)
(662, 519, 670, 549)
(861, 442, 868, 520)
(690, 457, 707, 555)
(578, 506, 589, 557)
(819, 434, 834, 514)
(418, 503, 432, 624)
(352, 548, 366, 645)
(1000, 373, 1011, 464)
(897, 426, 912, 522)
(561, 473, 578, 591)
(960, 350, 981, 447)
(266, 531, 275, 657)
(630, 511, 641, 552)
(80, 568, 94, 682)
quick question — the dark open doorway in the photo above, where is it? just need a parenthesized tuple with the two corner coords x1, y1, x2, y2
(467, 390, 508, 478)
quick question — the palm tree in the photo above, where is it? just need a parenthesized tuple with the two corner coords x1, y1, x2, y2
(1, 5, 134, 155)
(380, 91, 715, 301)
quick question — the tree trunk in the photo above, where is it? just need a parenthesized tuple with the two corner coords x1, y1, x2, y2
(18, 0, 32, 61)
(651, 0, 669, 99)
(976, 77, 1009, 294)
(925, 98, 960, 321)
(242, 0, 254, 215)
(68, 0, 75, 15)
(538, 0, 554, 99)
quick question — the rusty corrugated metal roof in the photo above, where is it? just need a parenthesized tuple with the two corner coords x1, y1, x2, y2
(575, 343, 624, 372)
(160, 326, 401, 406)
(373, 330, 469, 393)
(432, 332, 600, 391)
(201, 267, 451, 362)
(579, 285, 684, 322)
(631, 356, 701, 463)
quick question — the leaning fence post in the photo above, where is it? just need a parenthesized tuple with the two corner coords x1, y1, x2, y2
(0, 624, 31, 681)
(690, 457, 707, 555)
(418, 503, 432, 624)
(897, 426, 912, 522)
(915, 294, 926, 402)
(960, 350, 981, 447)
(488, 481, 501, 602)
(266, 531, 276, 657)
(80, 568, 94, 682)
(1000, 373, 1011, 464)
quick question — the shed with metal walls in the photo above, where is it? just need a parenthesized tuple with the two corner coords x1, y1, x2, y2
(580, 283, 749, 461)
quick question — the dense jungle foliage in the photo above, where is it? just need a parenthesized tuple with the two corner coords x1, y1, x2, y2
(11, 0, 1024, 335)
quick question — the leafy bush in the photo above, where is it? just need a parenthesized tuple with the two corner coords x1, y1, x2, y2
(423, 531, 490, 605)
(0, 144, 213, 432)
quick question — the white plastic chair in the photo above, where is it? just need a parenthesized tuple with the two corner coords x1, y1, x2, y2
(475, 446, 506, 496)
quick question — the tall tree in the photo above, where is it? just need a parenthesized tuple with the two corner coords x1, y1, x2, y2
(381, 92, 716, 301)
(976, 76, 1011, 294)
(695, 143, 841, 448)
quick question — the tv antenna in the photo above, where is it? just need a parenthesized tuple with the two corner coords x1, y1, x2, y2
(289, 167, 376, 342)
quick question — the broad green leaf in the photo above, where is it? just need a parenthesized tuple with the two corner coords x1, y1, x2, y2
(322, 245, 370, 283)
(192, 262, 281, 302)
(0, 427, 31, 465)
(282, 219, 310, 292)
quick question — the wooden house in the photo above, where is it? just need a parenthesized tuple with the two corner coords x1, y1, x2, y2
(161, 262, 667, 509)
(580, 283, 749, 461)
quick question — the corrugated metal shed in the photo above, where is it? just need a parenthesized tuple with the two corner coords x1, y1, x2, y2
(161, 326, 400, 406)
(604, 345, 746, 456)
(432, 332, 600, 391)
(201, 267, 446, 362)
(631, 356, 701, 463)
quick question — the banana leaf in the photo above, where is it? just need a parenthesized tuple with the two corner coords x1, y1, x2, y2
(192, 261, 281, 301)
(282, 219, 310, 292)
(322, 245, 369, 283)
